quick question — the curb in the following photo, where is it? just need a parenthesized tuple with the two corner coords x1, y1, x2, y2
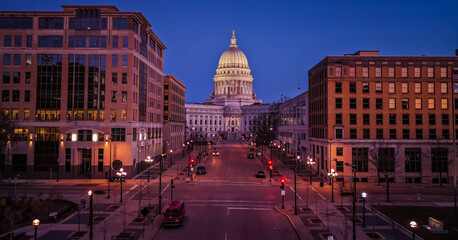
(274, 206, 301, 240)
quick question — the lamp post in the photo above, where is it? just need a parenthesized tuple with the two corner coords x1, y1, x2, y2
(361, 192, 367, 228)
(107, 136, 112, 199)
(410, 221, 418, 240)
(159, 153, 165, 214)
(327, 169, 338, 202)
(294, 155, 300, 215)
(88, 190, 93, 240)
(116, 168, 127, 203)
(170, 149, 173, 165)
(307, 156, 315, 185)
(145, 156, 153, 182)
(345, 163, 357, 240)
(32, 219, 40, 240)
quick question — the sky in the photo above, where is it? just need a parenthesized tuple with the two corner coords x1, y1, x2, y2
(2, 0, 458, 103)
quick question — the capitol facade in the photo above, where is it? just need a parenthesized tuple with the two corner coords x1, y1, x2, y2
(185, 31, 271, 141)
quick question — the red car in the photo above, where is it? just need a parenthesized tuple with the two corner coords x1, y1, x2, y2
(163, 201, 186, 226)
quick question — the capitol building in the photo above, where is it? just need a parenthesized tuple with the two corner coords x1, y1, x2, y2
(185, 31, 271, 141)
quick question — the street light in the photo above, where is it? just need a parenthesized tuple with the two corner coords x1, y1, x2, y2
(345, 163, 357, 240)
(159, 153, 165, 214)
(327, 169, 338, 202)
(361, 192, 367, 228)
(410, 220, 418, 240)
(307, 156, 315, 185)
(294, 155, 300, 215)
(116, 168, 127, 203)
(32, 219, 40, 240)
(145, 156, 153, 182)
(170, 149, 173, 165)
(107, 136, 112, 199)
(88, 190, 93, 240)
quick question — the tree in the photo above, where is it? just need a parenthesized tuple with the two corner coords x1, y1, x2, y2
(430, 138, 454, 187)
(0, 118, 16, 173)
(254, 102, 280, 147)
(368, 141, 401, 202)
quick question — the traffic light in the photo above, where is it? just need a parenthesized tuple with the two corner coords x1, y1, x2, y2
(268, 160, 272, 165)
(268, 165, 273, 170)
(280, 178, 285, 189)
(190, 159, 195, 167)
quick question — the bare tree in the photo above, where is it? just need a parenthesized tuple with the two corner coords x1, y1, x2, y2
(254, 102, 280, 147)
(429, 138, 454, 187)
(0, 118, 16, 175)
(367, 141, 402, 202)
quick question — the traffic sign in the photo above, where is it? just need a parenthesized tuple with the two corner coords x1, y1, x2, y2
(281, 190, 285, 196)
(141, 207, 150, 217)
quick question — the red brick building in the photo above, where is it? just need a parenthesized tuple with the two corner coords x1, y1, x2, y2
(308, 50, 458, 184)
(0, 5, 165, 179)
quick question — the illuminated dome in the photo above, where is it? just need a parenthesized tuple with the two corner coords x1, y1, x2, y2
(217, 31, 249, 69)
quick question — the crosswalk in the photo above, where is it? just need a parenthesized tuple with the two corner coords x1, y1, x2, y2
(184, 199, 278, 210)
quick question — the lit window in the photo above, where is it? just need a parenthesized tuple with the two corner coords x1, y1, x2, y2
(402, 98, 409, 109)
(414, 67, 420, 78)
(401, 83, 408, 93)
(414, 83, 421, 93)
(441, 67, 447, 78)
(401, 67, 407, 78)
(441, 83, 447, 94)
(428, 67, 434, 78)
(375, 67, 381, 78)
(375, 82, 382, 93)
(121, 109, 127, 120)
(428, 98, 435, 109)
(389, 98, 396, 109)
(415, 99, 422, 109)
(441, 98, 448, 109)
(388, 83, 395, 93)
(335, 67, 341, 77)
(349, 67, 355, 77)
(362, 67, 368, 78)
(428, 83, 434, 93)
(389, 67, 394, 78)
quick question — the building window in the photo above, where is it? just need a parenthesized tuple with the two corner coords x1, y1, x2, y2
(429, 114, 436, 125)
(25, 72, 31, 84)
(402, 98, 409, 109)
(336, 147, 343, 156)
(122, 73, 128, 84)
(402, 114, 409, 125)
(13, 72, 20, 84)
(441, 67, 447, 78)
(363, 129, 370, 139)
(427, 83, 435, 93)
(111, 91, 117, 102)
(349, 67, 355, 77)
(121, 91, 127, 103)
(38, 36, 63, 48)
(13, 54, 21, 65)
(3, 54, 11, 65)
(375, 98, 383, 109)
(3, 72, 10, 83)
(335, 114, 342, 124)
(123, 36, 128, 48)
(122, 55, 128, 66)
(388, 83, 395, 93)
(335, 98, 342, 109)
(429, 129, 436, 139)
(352, 148, 368, 172)
(389, 129, 396, 139)
(414, 67, 420, 78)
(441, 83, 448, 94)
(350, 129, 357, 139)
(441, 98, 448, 109)
(362, 82, 369, 93)
(401, 67, 408, 77)
(415, 98, 422, 109)
(375, 67, 381, 78)
(335, 82, 342, 93)
(362, 67, 368, 78)
(428, 98, 435, 109)
(14, 35, 22, 47)
(388, 67, 394, 78)
(12, 90, 19, 102)
(349, 98, 356, 109)
(414, 82, 421, 94)
(363, 98, 369, 109)
(415, 114, 422, 125)
(335, 128, 343, 139)
(389, 114, 396, 125)
(416, 129, 423, 139)
(375, 82, 382, 93)
(442, 129, 450, 139)
(112, 54, 118, 67)
(376, 114, 383, 125)
(405, 148, 421, 172)
(25, 90, 30, 102)
(401, 83, 408, 93)
(335, 67, 341, 77)
(432, 148, 448, 173)
(111, 128, 126, 141)
(442, 114, 449, 125)
(112, 72, 118, 85)
(350, 114, 357, 125)
(4, 35, 12, 47)
(363, 114, 370, 125)
(349, 82, 356, 93)
(389, 98, 396, 109)
(121, 109, 127, 120)
(428, 67, 434, 78)
(376, 129, 383, 139)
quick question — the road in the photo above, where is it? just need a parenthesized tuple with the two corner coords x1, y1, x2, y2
(154, 144, 297, 240)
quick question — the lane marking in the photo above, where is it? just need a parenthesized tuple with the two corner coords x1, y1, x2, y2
(312, 187, 326, 200)
(288, 186, 303, 200)
(227, 207, 271, 211)
(129, 185, 138, 191)
(225, 233, 227, 240)
(161, 184, 170, 195)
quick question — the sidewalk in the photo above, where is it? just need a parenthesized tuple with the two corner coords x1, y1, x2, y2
(9, 147, 206, 240)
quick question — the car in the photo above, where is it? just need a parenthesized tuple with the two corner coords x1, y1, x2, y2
(212, 150, 219, 156)
(255, 170, 266, 178)
(163, 201, 186, 226)
(196, 165, 206, 175)
(247, 153, 254, 159)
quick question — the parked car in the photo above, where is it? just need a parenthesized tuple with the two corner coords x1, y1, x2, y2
(212, 150, 219, 156)
(255, 170, 266, 178)
(196, 165, 207, 175)
(163, 201, 185, 226)
(247, 153, 254, 159)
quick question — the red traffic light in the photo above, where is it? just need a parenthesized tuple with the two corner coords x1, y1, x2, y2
(249, 138, 252, 142)
(268, 160, 272, 165)
(190, 159, 195, 163)
(219, 136, 222, 139)
(268, 165, 273, 170)
(281, 178, 286, 183)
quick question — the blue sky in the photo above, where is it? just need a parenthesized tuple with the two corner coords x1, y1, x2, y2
(2, 0, 458, 103)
